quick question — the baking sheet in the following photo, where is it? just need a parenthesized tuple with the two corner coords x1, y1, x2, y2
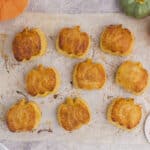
(0, 13, 150, 144)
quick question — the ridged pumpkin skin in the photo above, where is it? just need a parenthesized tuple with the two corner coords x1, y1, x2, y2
(120, 0, 150, 18)
(0, 0, 28, 21)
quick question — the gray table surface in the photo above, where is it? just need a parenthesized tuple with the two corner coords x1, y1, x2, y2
(1, 0, 150, 149)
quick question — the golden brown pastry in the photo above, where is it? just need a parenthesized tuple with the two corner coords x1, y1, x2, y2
(6, 99, 41, 132)
(116, 61, 149, 94)
(100, 25, 134, 56)
(13, 28, 47, 61)
(57, 97, 91, 131)
(56, 26, 90, 58)
(107, 98, 142, 130)
(73, 59, 106, 90)
(26, 65, 60, 96)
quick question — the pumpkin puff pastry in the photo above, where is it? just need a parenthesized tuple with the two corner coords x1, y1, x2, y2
(56, 26, 91, 58)
(116, 61, 149, 94)
(13, 28, 47, 61)
(6, 99, 41, 132)
(57, 97, 91, 131)
(100, 25, 134, 56)
(73, 59, 106, 90)
(107, 98, 142, 130)
(26, 65, 60, 96)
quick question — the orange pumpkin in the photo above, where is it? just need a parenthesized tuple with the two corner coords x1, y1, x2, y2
(0, 0, 28, 21)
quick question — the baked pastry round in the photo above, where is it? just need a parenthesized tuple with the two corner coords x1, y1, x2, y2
(56, 26, 90, 58)
(6, 99, 41, 132)
(57, 97, 91, 131)
(100, 25, 134, 56)
(73, 59, 106, 90)
(107, 98, 142, 130)
(116, 61, 149, 94)
(26, 65, 60, 96)
(13, 28, 47, 61)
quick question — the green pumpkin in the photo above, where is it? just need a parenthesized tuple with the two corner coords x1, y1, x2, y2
(120, 0, 150, 18)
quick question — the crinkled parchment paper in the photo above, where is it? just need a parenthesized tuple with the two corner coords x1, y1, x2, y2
(0, 13, 150, 144)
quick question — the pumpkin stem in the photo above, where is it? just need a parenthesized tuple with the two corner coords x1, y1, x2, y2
(136, 0, 145, 4)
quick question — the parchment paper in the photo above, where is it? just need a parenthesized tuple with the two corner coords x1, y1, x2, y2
(0, 13, 150, 144)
